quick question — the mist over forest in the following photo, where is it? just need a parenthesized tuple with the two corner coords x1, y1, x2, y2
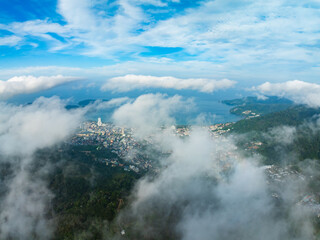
(0, 94, 320, 239)
(1, 0, 320, 239)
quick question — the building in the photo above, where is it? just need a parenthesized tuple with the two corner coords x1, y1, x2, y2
(97, 117, 102, 127)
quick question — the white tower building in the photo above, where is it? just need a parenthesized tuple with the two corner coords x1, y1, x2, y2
(97, 117, 102, 126)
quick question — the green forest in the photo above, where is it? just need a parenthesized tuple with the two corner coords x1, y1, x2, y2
(33, 145, 140, 240)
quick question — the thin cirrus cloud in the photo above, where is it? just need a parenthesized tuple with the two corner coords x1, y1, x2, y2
(0, 35, 22, 46)
(1, 0, 319, 67)
(255, 80, 320, 108)
(0, 75, 81, 99)
(101, 74, 236, 93)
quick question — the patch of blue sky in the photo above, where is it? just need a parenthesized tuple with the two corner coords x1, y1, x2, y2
(114, 54, 141, 62)
(0, 29, 14, 37)
(297, 42, 320, 50)
(92, 0, 120, 18)
(0, 47, 113, 69)
(142, 0, 205, 21)
(0, 0, 63, 23)
(0, 40, 50, 63)
(140, 46, 183, 56)
(0, 46, 20, 59)
(46, 32, 67, 43)
(87, 0, 202, 22)
(87, 0, 206, 33)
(206, 0, 253, 14)
(283, 1, 320, 8)
(138, 47, 217, 62)
(258, 15, 267, 21)
(303, 2, 320, 9)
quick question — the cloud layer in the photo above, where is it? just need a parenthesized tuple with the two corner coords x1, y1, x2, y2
(112, 93, 193, 137)
(110, 94, 315, 240)
(102, 74, 236, 93)
(256, 80, 320, 107)
(1, 0, 320, 81)
(0, 92, 317, 239)
(0, 97, 85, 239)
(0, 75, 81, 99)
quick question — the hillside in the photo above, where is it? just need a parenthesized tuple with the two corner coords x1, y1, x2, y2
(227, 105, 320, 163)
(65, 99, 110, 109)
(33, 145, 140, 240)
(230, 105, 320, 133)
(222, 96, 294, 117)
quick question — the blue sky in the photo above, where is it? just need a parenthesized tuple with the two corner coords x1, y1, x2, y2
(0, 0, 320, 103)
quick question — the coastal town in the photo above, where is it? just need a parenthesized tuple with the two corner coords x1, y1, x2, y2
(65, 117, 320, 218)
(66, 118, 236, 173)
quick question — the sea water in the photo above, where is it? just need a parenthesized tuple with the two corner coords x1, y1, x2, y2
(8, 84, 244, 125)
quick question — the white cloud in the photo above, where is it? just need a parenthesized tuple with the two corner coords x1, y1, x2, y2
(0, 0, 320, 83)
(93, 97, 131, 110)
(0, 0, 319, 68)
(134, 0, 180, 6)
(58, 0, 98, 30)
(0, 97, 86, 239)
(0, 20, 70, 50)
(0, 36, 22, 47)
(113, 106, 314, 240)
(102, 74, 236, 92)
(112, 93, 193, 137)
(255, 80, 320, 107)
(138, 0, 320, 65)
(0, 166, 55, 240)
(108, 92, 316, 239)
(0, 97, 84, 156)
(264, 126, 297, 146)
(0, 62, 319, 86)
(0, 75, 81, 99)
(0, 66, 85, 80)
(134, 0, 167, 7)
